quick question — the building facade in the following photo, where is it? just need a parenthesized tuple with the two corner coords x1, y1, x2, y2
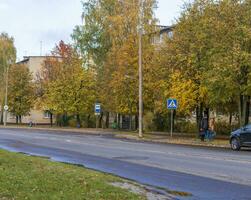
(152, 25, 174, 45)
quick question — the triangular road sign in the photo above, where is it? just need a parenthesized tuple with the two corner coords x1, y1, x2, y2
(168, 100, 176, 108)
(167, 99, 178, 109)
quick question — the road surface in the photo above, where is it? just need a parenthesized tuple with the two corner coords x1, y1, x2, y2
(0, 128, 251, 200)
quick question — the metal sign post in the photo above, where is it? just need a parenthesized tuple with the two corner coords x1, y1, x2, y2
(95, 103, 101, 129)
(3, 105, 8, 126)
(167, 99, 178, 138)
(170, 109, 174, 138)
(96, 116, 98, 129)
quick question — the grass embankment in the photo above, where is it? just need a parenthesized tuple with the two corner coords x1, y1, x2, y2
(0, 150, 145, 200)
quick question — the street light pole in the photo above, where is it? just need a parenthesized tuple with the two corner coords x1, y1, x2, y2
(4, 61, 9, 126)
(138, 0, 143, 138)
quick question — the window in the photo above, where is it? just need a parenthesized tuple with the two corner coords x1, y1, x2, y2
(168, 31, 173, 38)
(43, 110, 50, 118)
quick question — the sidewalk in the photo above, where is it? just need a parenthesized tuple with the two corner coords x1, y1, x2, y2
(0, 125, 230, 149)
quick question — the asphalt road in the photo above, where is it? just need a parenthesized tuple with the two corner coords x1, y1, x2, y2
(0, 128, 251, 200)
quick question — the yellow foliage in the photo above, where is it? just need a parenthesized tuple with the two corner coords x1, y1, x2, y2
(169, 71, 197, 115)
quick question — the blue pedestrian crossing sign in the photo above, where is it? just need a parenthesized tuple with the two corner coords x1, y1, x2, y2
(95, 103, 101, 115)
(167, 99, 178, 110)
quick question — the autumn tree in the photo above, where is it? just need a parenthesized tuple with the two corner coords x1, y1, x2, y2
(73, 0, 158, 129)
(161, 0, 251, 130)
(203, 0, 251, 126)
(8, 64, 34, 124)
(72, 0, 251, 133)
(38, 41, 96, 127)
(0, 33, 16, 124)
(163, 0, 217, 130)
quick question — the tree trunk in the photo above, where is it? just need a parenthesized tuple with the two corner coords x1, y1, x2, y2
(63, 114, 67, 127)
(76, 114, 81, 128)
(50, 112, 53, 127)
(243, 95, 247, 126)
(105, 112, 109, 128)
(98, 112, 103, 128)
(129, 103, 133, 130)
(117, 114, 121, 129)
(229, 112, 232, 126)
(19, 115, 22, 124)
(135, 114, 138, 130)
(239, 95, 250, 127)
(0, 110, 3, 124)
(196, 103, 203, 132)
(245, 96, 250, 125)
(56, 114, 61, 127)
(196, 106, 199, 131)
(205, 107, 209, 127)
(87, 114, 90, 128)
(129, 114, 132, 131)
(16, 115, 18, 124)
(239, 94, 244, 127)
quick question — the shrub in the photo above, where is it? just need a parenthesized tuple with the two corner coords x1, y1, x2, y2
(68, 118, 77, 127)
(215, 121, 239, 135)
(81, 115, 96, 128)
(175, 120, 197, 134)
(143, 112, 156, 132)
(152, 113, 168, 131)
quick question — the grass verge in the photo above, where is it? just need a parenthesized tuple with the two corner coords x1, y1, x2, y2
(0, 149, 145, 200)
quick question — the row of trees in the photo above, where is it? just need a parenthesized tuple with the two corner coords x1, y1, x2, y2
(163, 0, 251, 129)
(1, 0, 251, 133)
(71, 0, 251, 130)
(0, 34, 96, 125)
(72, 0, 162, 128)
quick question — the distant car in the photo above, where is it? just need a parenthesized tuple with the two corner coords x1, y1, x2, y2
(230, 124, 251, 151)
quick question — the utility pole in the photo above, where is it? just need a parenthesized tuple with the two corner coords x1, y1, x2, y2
(138, 0, 143, 138)
(4, 61, 9, 126)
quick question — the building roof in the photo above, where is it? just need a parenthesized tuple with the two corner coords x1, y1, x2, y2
(16, 56, 61, 64)
(158, 25, 174, 34)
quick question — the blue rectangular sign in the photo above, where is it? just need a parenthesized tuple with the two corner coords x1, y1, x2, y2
(95, 103, 101, 115)
(167, 99, 178, 110)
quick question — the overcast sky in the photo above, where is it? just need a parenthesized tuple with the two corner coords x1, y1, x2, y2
(0, 0, 186, 61)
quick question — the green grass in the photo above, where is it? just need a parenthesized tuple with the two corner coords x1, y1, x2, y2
(0, 150, 145, 200)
